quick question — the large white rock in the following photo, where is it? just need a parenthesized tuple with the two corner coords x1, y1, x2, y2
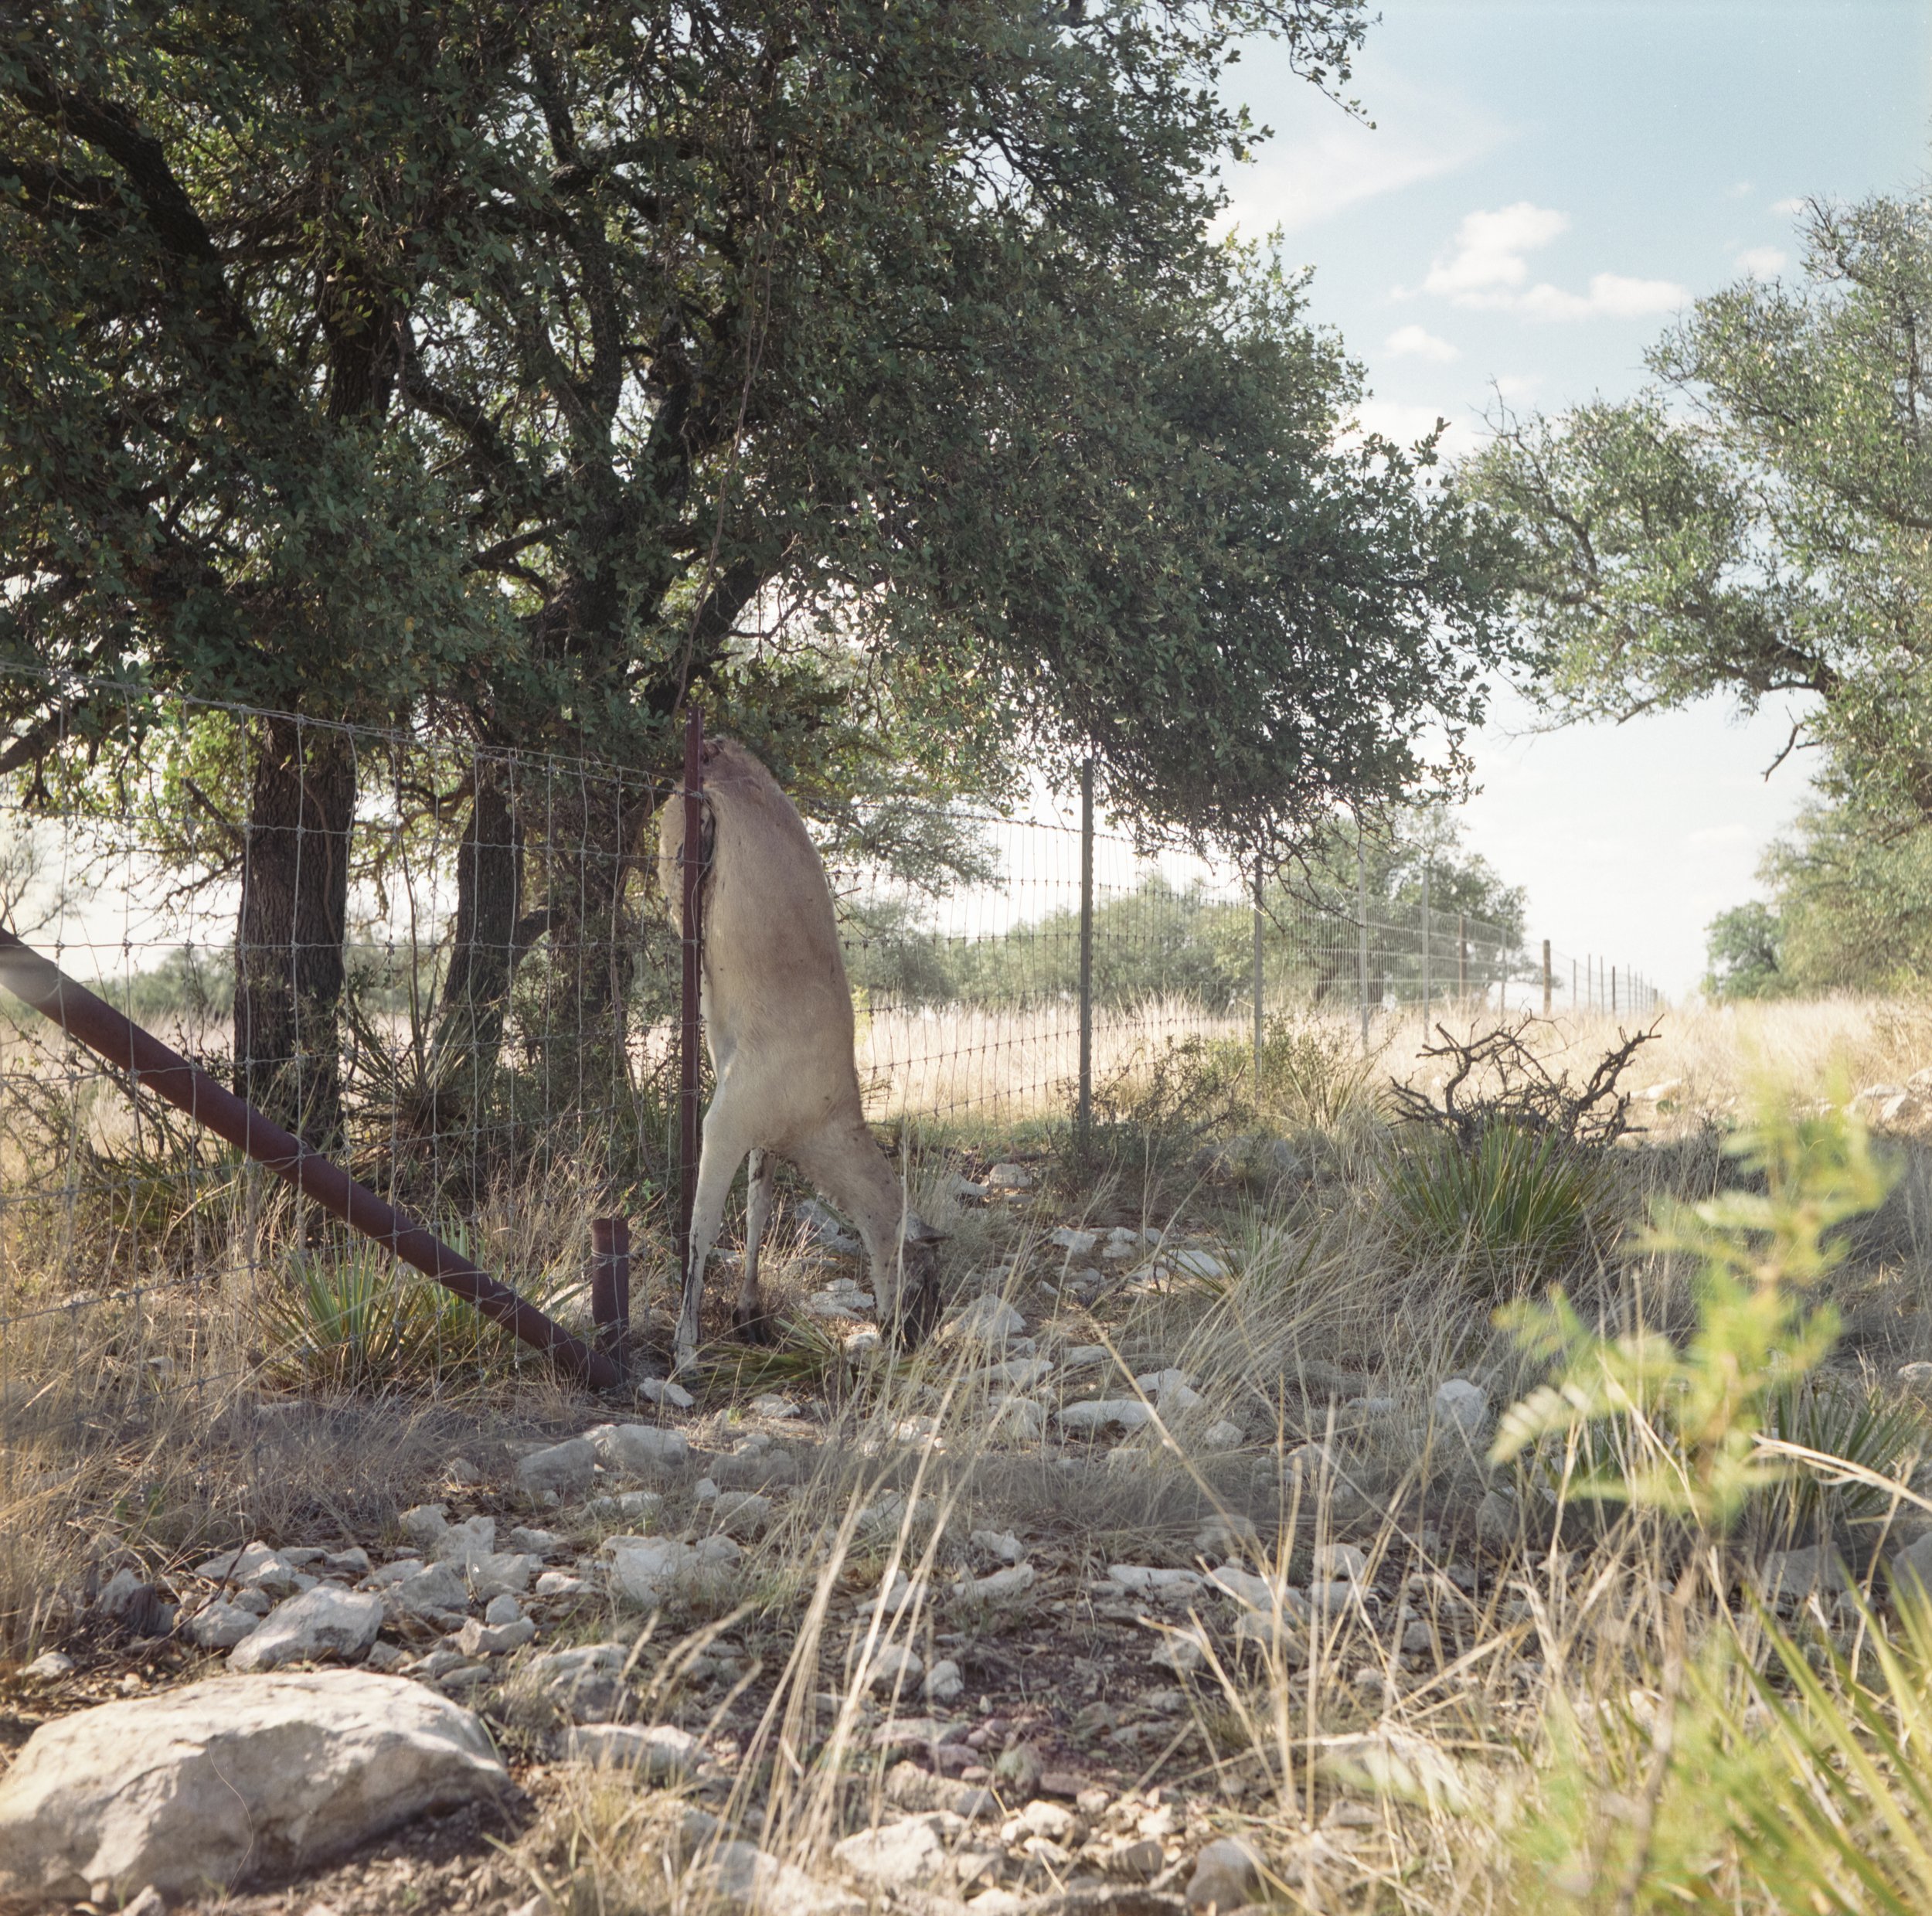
(0, 1670, 507, 1901)
(229, 1587, 383, 1673)
(184, 1598, 261, 1651)
(690, 1839, 860, 1915)
(428, 1515, 496, 1564)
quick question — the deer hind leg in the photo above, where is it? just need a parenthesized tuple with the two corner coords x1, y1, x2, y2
(732, 1147, 780, 1345)
(674, 1089, 757, 1375)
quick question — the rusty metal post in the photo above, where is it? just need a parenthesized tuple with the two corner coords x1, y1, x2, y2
(677, 706, 706, 1284)
(590, 1216, 631, 1366)
(0, 928, 620, 1389)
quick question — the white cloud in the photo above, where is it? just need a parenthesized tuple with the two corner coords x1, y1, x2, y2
(1493, 374, 1539, 401)
(1770, 196, 1807, 216)
(1423, 202, 1570, 299)
(1385, 324, 1459, 362)
(1736, 245, 1787, 276)
(1340, 400, 1464, 455)
(1217, 77, 1503, 237)
(1413, 202, 1686, 322)
(1515, 272, 1689, 320)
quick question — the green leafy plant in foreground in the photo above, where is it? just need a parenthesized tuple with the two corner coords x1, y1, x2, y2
(1493, 1089, 1908, 1913)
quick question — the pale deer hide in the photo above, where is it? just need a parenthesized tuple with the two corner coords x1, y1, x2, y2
(658, 738, 941, 1372)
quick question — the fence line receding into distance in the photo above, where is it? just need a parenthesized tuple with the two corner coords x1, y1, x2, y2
(0, 681, 1664, 1439)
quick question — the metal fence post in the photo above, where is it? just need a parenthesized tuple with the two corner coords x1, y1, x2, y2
(1077, 756, 1094, 1145)
(1542, 938, 1552, 1018)
(1356, 830, 1370, 1053)
(590, 1217, 631, 1367)
(1458, 912, 1468, 1006)
(1420, 861, 1431, 1035)
(1251, 865, 1264, 1089)
(677, 705, 706, 1288)
(1611, 964, 1617, 1016)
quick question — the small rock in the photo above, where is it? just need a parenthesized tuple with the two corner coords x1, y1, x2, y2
(956, 1564, 1035, 1603)
(185, 1598, 262, 1651)
(1207, 1565, 1274, 1610)
(589, 1422, 691, 1476)
(22, 1650, 73, 1683)
(923, 1659, 964, 1703)
(989, 1397, 1047, 1442)
(533, 1571, 590, 1599)
(969, 1530, 1024, 1563)
(447, 1458, 482, 1486)
(985, 1163, 1034, 1189)
(1313, 1543, 1367, 1584)
(1432, 1378, 1488, 1437)
(1761, 1544, 1849, 1601)
(398, 1506, 451, 1550)
(1058, 1400, 1153, 1435)
(750, 1394, 801, 1418)
(711, 1491, 774, 1537)
(515, 1439, 595, 1496)
(562, 1720, 705, 1780)
(993, 1742, 1043, 1796)
(1107, 1564, 1206, 1600)
(1186, 1834, 1264, 1910)
(1900, 1362, 1932, 1397)
(1199, 1420, 1245, 1451)
(454, 1616, 536, 1657)
(428, 1516, 497, 1566)
(691, 1839, 860, 1915)
(374, 1561, 469, 1618)
(1476, 1489, 1519, 1548)
(1150, 1630, 1207, 1674)
(230, 1588, 384, 1673)
(1058, 1345, 1109, 1370)
(1050, 1228, 1100, 1254)
(635, 1377, 697, 1411)
(867, 1645, 923, 1691)
(946, 1296, 1028, 1347)
(1169, 1247, 1228, 1281)
(1891, 1530, 1932, 1602)
(1107, 1836, 1166, 1879)
(505, 1527, 559, 1554)
(483, 1594, 523, 1626)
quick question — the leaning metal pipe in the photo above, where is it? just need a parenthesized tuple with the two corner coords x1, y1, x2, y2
(0, 927, 621, 1390)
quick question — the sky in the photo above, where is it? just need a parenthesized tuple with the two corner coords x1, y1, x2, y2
(1219, 0, 1932, 997)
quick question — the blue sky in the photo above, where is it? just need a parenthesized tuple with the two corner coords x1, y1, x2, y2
(1222, 1, 1932, 995)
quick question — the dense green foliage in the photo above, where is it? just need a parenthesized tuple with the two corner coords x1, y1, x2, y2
(0, 0, 1505, 849)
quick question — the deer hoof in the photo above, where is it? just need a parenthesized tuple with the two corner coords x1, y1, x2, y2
(732, 1302, 781, 1346)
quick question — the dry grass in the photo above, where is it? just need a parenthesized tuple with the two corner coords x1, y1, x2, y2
(10, 996, 1932, 1913)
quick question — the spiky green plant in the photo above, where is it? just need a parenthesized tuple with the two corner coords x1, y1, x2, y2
(1388, 1123, 1613, 1288)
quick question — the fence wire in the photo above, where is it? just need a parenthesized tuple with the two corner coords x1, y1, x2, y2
(0, 683, 1665, 1453)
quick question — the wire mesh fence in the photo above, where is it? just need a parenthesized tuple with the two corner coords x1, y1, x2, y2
(0, 679, 1666, 1439)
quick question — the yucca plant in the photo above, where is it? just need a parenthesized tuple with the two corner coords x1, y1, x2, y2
(1388, 1123, 1613, 1288)
(258, 1228, 575, 1392)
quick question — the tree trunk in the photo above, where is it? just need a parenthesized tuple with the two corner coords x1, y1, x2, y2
(428, 757, 535, 1100)
(233, 716, 355, 1150)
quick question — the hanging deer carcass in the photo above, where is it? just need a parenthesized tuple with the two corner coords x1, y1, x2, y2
(658, 738, 942, 1373)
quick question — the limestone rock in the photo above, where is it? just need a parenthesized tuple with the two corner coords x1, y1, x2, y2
(22, 1650, 73, 1682)
(607, 1534, 740, 1606)
(1432, 1378, 1489, 1437)
(0, 1670, 506, 1900)
(945, 1296, 1027, 1347)
(562, 1721, 704, 1780)
(1058, 1399, 1153, 1435)
(229, 1587, 383, 1673)
(690, 1839, 860, 1915)
(184, 1598, 261, 1651)
(589, 1421, 691, 1475)
(833, 1812, 974, 1890)
(515, 1439, 595, 1496)
(1186, 1834, 1264, 1910)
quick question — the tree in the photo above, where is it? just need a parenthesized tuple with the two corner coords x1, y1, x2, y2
(0, 1, 513, 1141)
(1703, 901, 1786, 1000)
(1460, 191, 1932, 830)
(1, 0, 1506, 1140)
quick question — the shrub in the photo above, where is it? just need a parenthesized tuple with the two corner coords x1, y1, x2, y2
(1387, 1123, 1614, 1287)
